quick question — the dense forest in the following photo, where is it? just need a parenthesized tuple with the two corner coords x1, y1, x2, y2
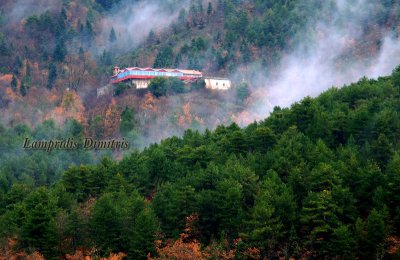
(1, 0, 400, 259)
(1, 67, 400, 258)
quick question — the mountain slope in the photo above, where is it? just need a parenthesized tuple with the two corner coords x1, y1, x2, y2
(0, 66, 399, 259)
(0, 0, 400, 147)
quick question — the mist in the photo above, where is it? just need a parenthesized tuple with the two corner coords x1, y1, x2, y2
(2, 0, 399, 149)
(243, 0, 400, 121)
(96, 0, 189, 55)
(4, 0, 61, 24)
(116, 0, 400, 145)
(120, 0, 400, 134)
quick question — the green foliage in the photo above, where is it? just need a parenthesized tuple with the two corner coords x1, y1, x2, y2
(1, 28, 400, 258)
(89, 191, 158, 258)
(236, 82, 250, 104)
(89, 115, 105, 139)
(148, 77, 168, 97)
(96, 0, 122, 10)
(392, 65, 400, 87)
(20, 188, 59, 258)
(20, 81, 27, 96)
(327, 225, 356, 258)
(207, 2, 213, 15)
(300, 190, 339, 252)
(114, 82, 131, 96)
(14, 56, 23, 75)
(366, 209, 386, 257)
(191, 79, 205, 90)
(109, 27, 117, 43)
(11, 75, 17, 92)
(120, 107, 136, 135)
(100, 50, 113, 66)
(153, 46, 174, 68)
(153, 183, 196, 237)
(148, 77, 186, 97)
(47, 63, 57, 90)
(0, 32, 9, 56)
(242, 171, 294, 254)
(53, 39, 67, 62)
(168, 77, 185, 94)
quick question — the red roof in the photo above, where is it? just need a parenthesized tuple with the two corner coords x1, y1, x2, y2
(120, 67, 202, 75)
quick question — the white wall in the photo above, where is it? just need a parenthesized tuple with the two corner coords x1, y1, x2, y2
(204, 78, 231, 90)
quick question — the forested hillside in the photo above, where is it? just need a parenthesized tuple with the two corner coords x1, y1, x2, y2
(1, 67, 399, 259)
(0, 0, 400, 146)
(1, 0, 400, 259)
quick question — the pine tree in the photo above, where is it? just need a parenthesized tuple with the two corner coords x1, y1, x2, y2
(85, 19, 94, 37)
(100, 50, 112, 66)
(20, 81, 27, 96)
(20, 188, 58, 259)
(236, 82, 250, 104)
(328, 225, 356, 258)
(11, 75, 17, 92)
(25, 62, 31, 87)
(120, 107, 135, 135)
(53, 39, 67, 62)
(367, 209, 386, 258)
(109, 27, 117, 43)
(47, 63, 57, 90)
(127, 207, 159, 259)
(14, 56, 23, 75)
(300, 190, 339, 252)
(386, 153, 400, 210)
(207, 2, 213, 15)
(153, 46, 174, 68)
(392, 65, 400, 87)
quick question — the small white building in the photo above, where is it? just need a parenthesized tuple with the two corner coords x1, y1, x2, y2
(204, 77, 232, 90)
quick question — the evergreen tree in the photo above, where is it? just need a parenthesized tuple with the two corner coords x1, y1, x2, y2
(148, 77, 168, 97)
(84, 19, 94, 40)
(236, 82, 250, 104)
(153, 46, 174, 68)
(127, 207, 159, 259)
(300, 190, 339, 253)
(147, 30, 157, 45)
(55, 8, 67, 38)
(328, 225, 356, 258)
(207, 2, 213, 15)
(20, 188, 58, 259)
(14, 56, 23, 75)
(25, 62, 31, 87)
(20, 81, 27, 96)
(11, 75, 17, 92)
(371, 133, 393, 169)
(109, 27, 117, 43)
(242, 172, 295, 256)
(120, 107, 135, 135)
(386, 153, 400, 230)
(89, 192, 125, 254)
(47, 63, 57, 90)
(367, 209, 386, 258)
(392, 65, 400, 87)
(53, 39, 67, 62)
(100, 50, 112, 66)
(65, 207, 86, 251)
(168, 77, 185, 94)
